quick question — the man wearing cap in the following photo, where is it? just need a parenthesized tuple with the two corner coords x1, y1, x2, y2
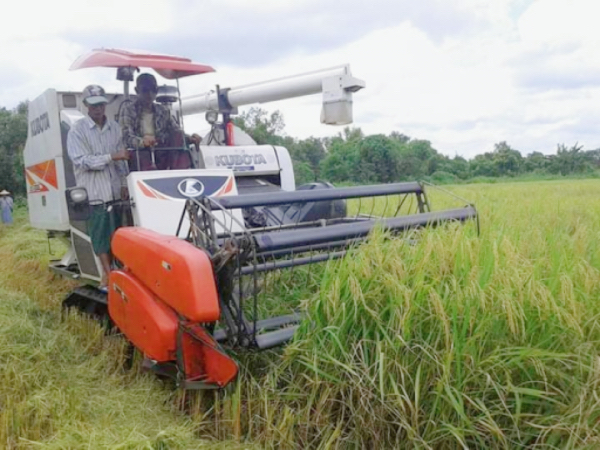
(67, 84, 130, 289)
(120, 73, 200, 171)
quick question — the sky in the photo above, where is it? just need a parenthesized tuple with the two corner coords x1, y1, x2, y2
(2, 0, 600, 158)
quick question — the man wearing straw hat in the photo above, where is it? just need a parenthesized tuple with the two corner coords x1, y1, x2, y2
(67, 84, 130, 290)
(0, 190, 13, 225)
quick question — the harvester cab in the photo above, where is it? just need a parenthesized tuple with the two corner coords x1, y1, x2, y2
(24, 49, 478, 389)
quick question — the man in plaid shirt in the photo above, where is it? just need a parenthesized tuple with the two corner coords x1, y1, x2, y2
(120, 73, 201, 171)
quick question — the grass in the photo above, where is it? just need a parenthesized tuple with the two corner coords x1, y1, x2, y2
(2, 179, 600, 448)
(425, 171, 600, 186)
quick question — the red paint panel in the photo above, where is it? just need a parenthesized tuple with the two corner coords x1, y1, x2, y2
(108, 270, 178, 362)
(137, 180, 157, 198)
(26, 160, 58, 189)
(215, 176, 234, 197)
(25, 171, 49, 193)
(111, 227, 220, 322)
(226, 122, 235, 145)
(181, 323, 238, 387)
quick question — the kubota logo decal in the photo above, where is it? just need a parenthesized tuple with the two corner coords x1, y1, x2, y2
(215, 153, 267, 166)
(30, 112, 51, 137)
(138, 176, 233, 200)
(177, 179, 205, 197)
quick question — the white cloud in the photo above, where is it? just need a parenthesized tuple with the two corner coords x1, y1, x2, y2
(2, 0, 600, 158)
(518, 0, 600, 47)
(0, 0, 173, 42)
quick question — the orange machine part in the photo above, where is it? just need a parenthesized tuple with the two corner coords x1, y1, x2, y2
(108, 270, 178, 362)
(111, 227, 220, 322)
(181, 322, 239, 387)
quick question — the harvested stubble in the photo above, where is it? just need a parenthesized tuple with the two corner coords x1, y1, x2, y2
(0, 211, 250, 449)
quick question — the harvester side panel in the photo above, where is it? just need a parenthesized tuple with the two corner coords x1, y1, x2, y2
(200, 145, 296, 192)
(109, 270, 178, 362)
(24, 89, 71, 231)
(127, 169, 244, 238)
(111, 227, 220, 323)
(24, 90, 128, 233)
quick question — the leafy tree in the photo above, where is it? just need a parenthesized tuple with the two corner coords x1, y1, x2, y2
(358, 134, 402, 183)
(552, 143, 591, 175)
(293, 160, 315, 185)
(395, 139, 441, 178)
(0, 102, 28, 196)
(492, 141, 523, 176)
(389, 131, 410, 144)
(406, 139, 437, 162)
(586, 149, 600, 168)
(4, 97, 600, 202)
(340, 127, 364, 142)
(470, 153, 498, 177)
(320, 135, 360, 182)
(448, 156, 470, 179)
(233, 107, 286, 146)
(294, 137, 326, 181)
(430, 170, 458, 184)
(523, 151, 548, 172)
(397, 155, 424, 180)
(189, 106, 600, 183)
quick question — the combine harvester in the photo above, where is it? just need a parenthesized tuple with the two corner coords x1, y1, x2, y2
(24, 49, 477, 389)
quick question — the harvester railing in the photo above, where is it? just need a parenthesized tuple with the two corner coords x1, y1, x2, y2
(211, 181, 427, 210)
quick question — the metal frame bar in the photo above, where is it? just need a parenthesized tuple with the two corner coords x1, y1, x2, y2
(252, 206, 477, 252)
(211, 182, 425, 210)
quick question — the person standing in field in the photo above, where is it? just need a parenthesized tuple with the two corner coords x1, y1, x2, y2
(67, 85, 130, 290)
(0, 190, 13, 225)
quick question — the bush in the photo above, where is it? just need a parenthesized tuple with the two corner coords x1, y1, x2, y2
(430, 170, 458, 184)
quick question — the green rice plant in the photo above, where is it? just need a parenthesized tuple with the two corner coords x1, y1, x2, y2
(191, 180, 600, 449)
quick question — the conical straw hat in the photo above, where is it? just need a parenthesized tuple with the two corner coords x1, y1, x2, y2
(0, 190, 10, 195)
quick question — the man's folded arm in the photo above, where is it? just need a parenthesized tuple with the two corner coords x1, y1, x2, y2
(67, 128, 112, 170)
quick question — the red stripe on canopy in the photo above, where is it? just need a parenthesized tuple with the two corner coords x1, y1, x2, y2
(70, 48, 215, 79)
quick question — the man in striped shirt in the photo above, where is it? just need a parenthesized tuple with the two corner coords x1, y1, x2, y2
(67, 84, 130, 289)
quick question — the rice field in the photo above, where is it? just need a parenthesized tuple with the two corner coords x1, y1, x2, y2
(2, 179, 600, 449)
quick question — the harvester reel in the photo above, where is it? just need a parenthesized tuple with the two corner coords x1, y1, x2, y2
(61, 181, 476, 389)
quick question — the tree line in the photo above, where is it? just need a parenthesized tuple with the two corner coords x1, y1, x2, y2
(0, 103, 27, 196)
(234, 108, 600, 185)
(1, 103, 599, 197)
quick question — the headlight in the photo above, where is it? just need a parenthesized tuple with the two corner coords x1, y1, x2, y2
(70, 188, 88, 204)
(205, 110, 219, 124)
